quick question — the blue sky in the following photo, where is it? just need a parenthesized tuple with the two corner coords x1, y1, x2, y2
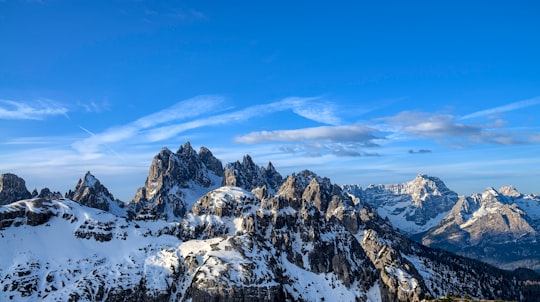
(1, 0, 539, 200)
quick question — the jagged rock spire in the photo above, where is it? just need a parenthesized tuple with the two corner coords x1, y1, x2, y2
(129, 142, 223, 220)
(66, 171, 120, 213)
(222, 155, 283, 193)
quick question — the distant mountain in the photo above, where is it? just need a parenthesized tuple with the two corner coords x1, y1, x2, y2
(344, 174, 458, 234)
(423, 186, 540, 271)
(345, 176, 540, 272)
(0, 143, 539, 301)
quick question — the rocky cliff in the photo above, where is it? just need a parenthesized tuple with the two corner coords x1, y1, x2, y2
(128, 142, 223, 220)
(0, 173, 31, 205)
(66, 172, 124, 215)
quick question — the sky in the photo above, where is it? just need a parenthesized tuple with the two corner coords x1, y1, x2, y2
(1, 0, 539, 201)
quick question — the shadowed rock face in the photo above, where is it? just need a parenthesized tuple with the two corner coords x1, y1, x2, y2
(66, 172, 119, 212)
(129, 142, 224, 220)
(222, 155, 283, 194)
(0, 173, 31, 205)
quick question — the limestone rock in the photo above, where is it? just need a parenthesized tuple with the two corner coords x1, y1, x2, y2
(66, 171, 122, 214)
(0, 173, 32, 205)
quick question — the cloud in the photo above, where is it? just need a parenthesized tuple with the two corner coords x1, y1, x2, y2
(384, 111, 481, 138)
(236, 124, 383, 157)
(72, 95, 329, 156)
(278, 143, 381, 157)
(73, 95, 224, 155)
(382, 110, 540, 146)
(132, 96, 338, 143)
(280, 97, 341, 125)
(409, 149, 432, 154)
(235, 124, 380, 145)
(78, 100, 110, 113)
(461, 96, 540, 120)
(0, 99, 69, 120)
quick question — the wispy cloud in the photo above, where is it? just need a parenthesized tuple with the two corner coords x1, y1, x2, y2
(236, 124, 382, 157)
(72, 95, 224, 155)
(281, 97, 341, 125)
(461, 96, 540, 120)
(409, 149, 432, 154)
(235, 124, 379, 145)
(0, 99, 69, 120)
(382, 110, 539, 146)
(278, 143, 381, 157)
(73, 95, 340, 157)
(77, 100, 110, 113)
(383, 111, 481, 138)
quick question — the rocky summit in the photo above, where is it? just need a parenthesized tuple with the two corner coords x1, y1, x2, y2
(66, 171, 124, 216)
(1, 142, 539, 301)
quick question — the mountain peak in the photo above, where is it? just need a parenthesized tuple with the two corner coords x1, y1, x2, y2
(83, 171, 98, 187)
(499, 185, 522, 198)
(67, 172, 122, 214)
(481, 187, 500, 200)
(222, 154, 283, 193)
(177, 141, 195, 156)
(129, 142, 222, 220)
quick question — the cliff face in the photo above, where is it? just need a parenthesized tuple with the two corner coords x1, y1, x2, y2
(0, 173, 31, 205)
(128, 142, 223, 220)
(66, 172, 123, 215)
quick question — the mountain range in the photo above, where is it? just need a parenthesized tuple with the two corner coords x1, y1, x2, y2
(1, 142, 539, 301)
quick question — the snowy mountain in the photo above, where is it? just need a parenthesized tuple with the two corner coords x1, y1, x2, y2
(423, 186, 540, 271)
(344, 174, 458, 235)
(1, 143, 540, 301)
(346, 175, 540, 273)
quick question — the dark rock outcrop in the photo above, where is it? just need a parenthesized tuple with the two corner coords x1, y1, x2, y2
(37, 188, 63, 200)
(222, 155, 283, 193)
(0, 173, 32, 205)
(128, 142, 223, 220)
(66, 172, 122, 213)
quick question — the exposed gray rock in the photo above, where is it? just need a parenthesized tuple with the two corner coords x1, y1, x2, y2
(37, 188, 63, 200)
(222, 155, 283, 193)
(198, 146, 224, 177)
(66, 171, 121, 213)
(128, 142, 223, 220)
(357, 203, 536, 302)
(0, 173, 32, 205)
